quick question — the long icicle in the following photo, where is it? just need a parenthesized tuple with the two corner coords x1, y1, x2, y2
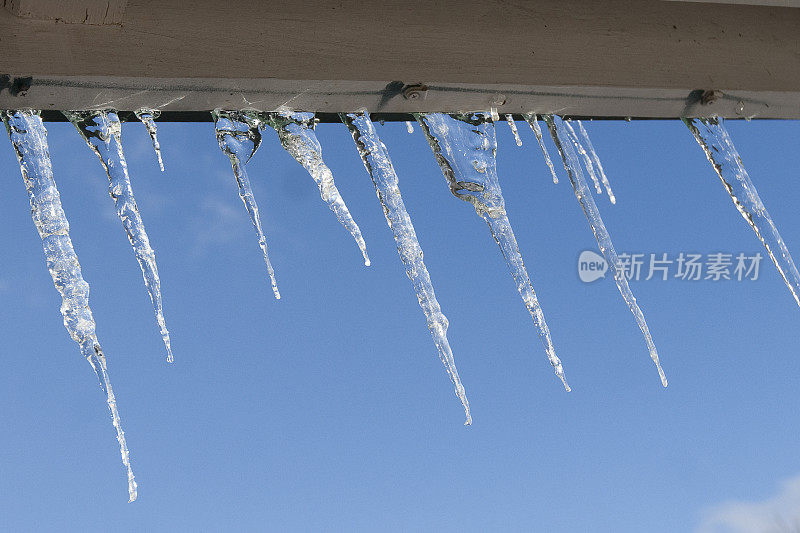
(545, 114, 667, 386)
(213, 110, 281, 299)
(3, 110, 137, 501)
(416, 112, 570, 391)
(522, 113, 559, 184)
(65, 110, 173, 362)
(577, 120, 616, 204)
(135, 108, 165, 172)
(265, 111, 370, 266)
(340, 110, 472, 425)
(685, 117, 800, 308)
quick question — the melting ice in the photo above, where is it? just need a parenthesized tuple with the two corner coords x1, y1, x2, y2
(65, 110, 173, 362)
(264, 111, 370, 265)
(341, 110, 472, 425)
(3, 110, 137, 501)
(213, 110, 281, 299)
(685, 117, 800, 308)
(415, 112, 570, 391)
(545, 115, 667, 386)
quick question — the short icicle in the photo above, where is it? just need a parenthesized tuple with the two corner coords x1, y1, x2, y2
(505, 114, 523, 146)
(577, 120, 615, 204)
(213, 110, 281, 299)
(685, 117, 800, 308)
(265, 111, 370, 266)
(416, 112, 570, 391)
(3, 110, 137, 502)
(340, 110, 472, 425)
(545, 114, 667, 387)
(522, 113, 559, 184)
(135, 108, 165, 172)
(65, 110, 173, 362)
(405, 121, 415, 134)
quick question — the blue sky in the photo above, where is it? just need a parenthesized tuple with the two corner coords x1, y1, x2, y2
(0, 115, 799, 532)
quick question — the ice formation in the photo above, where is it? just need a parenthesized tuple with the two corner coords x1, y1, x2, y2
(341, 110, 472, 425)
(576, 121, 615, 203)
(505, 114, 523, 146)
(685, 117, 800, 307)
(3, 110, 137, 502)
(416, 112, 570, 390)
(135, 108, 165, 172)
(522, 113, 559, 184)
(213, 110, 281, 299)
(264, 111, 370, 265)
(65, 110, 173, 362)
(545, 115, 667, 386)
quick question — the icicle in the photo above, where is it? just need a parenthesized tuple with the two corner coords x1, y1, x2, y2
(577, 120, 615, 204)
(65, 110, 173, 362)
(564, 120, 602, 195)
(134, 108, 165, 172)
(505, 114, 523, 147)
(685, 117, 800, 308)
(545, 114, 667, 387)
(212, 110, 281, 299)
(415, 112, 570, 391)
(405, 121, 415, 134)
(3, 110, 137, 502)
(522, 113, 559, 184)
(340, 110, 472, 425)
(264, 111, 370, 266)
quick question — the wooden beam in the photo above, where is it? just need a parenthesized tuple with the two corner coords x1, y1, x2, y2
(1, 0, 799, 118)
(3, 0, 126, 25)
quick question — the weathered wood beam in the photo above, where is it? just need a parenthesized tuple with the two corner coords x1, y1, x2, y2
(1, 0, 799, 118)
(3, 0, 126, 25)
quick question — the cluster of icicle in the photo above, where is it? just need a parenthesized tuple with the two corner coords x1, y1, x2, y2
(3, 107, 799, 502)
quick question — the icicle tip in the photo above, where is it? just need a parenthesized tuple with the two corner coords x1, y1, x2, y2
(657, 365, 668, 388)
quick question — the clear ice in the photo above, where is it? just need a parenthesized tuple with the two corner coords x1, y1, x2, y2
(577, 121, 615, 204)
(545, 115, 667, 386)
(565, 121, 603, 195)
(685, 117, 800, 308)
(134, 108, 165, 172)
(522, 113, 559, 184)
(505, 114, 523, 146)
(65, 110, 173, 362)
(416, 112, 570, 391)
(264, 111, 370, 266)
(213, 110, 281, 300)
(340, 110, 472, 425)
(3, 110, 138, 502)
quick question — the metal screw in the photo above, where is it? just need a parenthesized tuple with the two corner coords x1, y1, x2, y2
(701, 89, 723, 105)
(402, 84, 429, 100)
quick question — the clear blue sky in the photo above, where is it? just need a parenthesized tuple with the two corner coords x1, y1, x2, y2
(1, 116, 799, 532)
